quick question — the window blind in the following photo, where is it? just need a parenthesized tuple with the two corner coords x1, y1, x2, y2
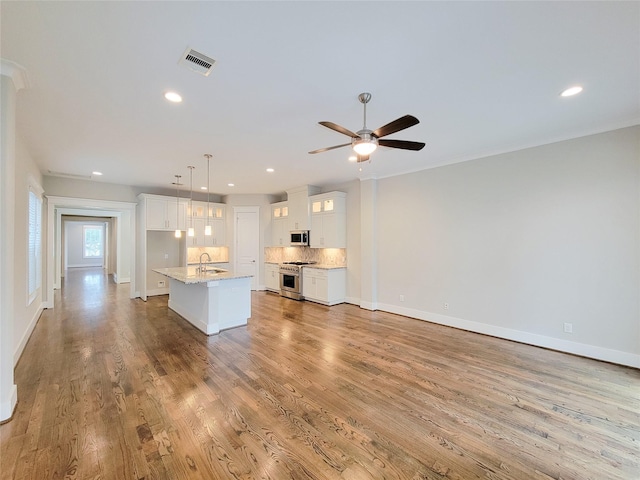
(28, 190, 42, 303)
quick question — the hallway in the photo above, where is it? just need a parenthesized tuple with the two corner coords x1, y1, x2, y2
(1, 268, 638, 479)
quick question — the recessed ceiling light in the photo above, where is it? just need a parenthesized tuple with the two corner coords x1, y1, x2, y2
(92, 171, 103, 176)
(348, 156, 357, 162)
(164, 91, 183, 103)
(228, 183, 234, 187)
(560, 85, 583, 97)
(266, 168, 274, 173)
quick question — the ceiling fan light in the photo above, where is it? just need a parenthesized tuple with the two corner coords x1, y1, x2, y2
(352, 138, 378, 156)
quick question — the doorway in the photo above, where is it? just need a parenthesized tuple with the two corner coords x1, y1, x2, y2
(63, 217, 110, 272)
(45, 196, 137, 309)
(233, 207, 260, 290)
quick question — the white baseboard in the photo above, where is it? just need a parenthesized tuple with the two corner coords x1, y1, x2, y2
(117, 276, 130, 284)
(345, 296, 360, 306)
(376, 303, 640, 369)
(360, 300, 378, 311)
(113, 273, 118, 283)
(0, 384, 17, 422)
(14, 304, 44, 365)
(146, 287, 169, 297)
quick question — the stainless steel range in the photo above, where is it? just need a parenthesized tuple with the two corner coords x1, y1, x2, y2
(279, 261, 316, 300)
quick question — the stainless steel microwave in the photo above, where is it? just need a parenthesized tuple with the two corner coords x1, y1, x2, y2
(290, 230, 309, 246)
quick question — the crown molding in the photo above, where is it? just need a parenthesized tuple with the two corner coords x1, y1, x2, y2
(0, 59, 29, 91)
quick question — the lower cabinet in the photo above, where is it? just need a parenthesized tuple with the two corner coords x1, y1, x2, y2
(265, 263, 280, 292)
(302, 267, 346, 305)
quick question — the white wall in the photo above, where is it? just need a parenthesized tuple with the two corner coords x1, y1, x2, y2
(146, 231, 183, 292)
(373, 126, 639, 366)
(64, 221, 105, 268)
(43, 176, 223, 204)
(13, 136, 44, 365)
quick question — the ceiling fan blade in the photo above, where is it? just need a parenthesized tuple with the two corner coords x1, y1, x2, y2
(373, 115, 420, 138)
(319, 121, 359, 138)
(378, 139, 426, 151)
(308, 143, 351, 154)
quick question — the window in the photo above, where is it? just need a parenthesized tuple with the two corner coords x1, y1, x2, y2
(83, 225, 103, 258)
(28, 189, 42, 304)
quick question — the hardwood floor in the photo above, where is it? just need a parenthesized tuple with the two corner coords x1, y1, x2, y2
(1, 268, 638, 479)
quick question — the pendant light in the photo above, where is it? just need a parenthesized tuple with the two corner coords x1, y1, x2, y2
(173, 175, 182, 238)
(187, 166, 195, 237)
(204, 154, 212, 236)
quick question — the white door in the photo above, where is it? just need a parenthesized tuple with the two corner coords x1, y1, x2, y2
(234, 207, 260, 290)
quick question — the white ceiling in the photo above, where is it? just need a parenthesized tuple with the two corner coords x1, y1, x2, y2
(2, 1, 639, 196)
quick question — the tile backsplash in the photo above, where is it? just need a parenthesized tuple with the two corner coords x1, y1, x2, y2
(265, 247, 346, 266)
(187, 246, 229, 264)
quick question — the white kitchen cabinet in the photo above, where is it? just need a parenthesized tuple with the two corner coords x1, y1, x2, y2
(302, 267, 346, 305)
(286, 185, 320, 231)
(309, 191, 346, 248)
(142, 194, 188, 231)
(264, 263, 280, 292)
(185, 201, 226, 247)
(270, 201, 289, 246)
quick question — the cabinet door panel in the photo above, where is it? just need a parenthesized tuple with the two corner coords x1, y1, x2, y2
(146, 199, 168, 229)
(211, 218, 226, 245)
(166, 201, 187, 230)
(310, 215, 323, 247)
(192, 217, 206, 246)
(316, 276, 329, 301)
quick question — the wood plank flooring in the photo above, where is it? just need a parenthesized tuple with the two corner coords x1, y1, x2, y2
(1, 267, 638, 479)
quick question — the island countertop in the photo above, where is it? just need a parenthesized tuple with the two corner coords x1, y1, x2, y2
(153, 267, 253, 285)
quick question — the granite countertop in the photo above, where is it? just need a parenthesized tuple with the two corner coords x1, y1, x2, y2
(153, 267, 253, 284)
(186, 261, 229, 265)
(303, 264, 346, 270)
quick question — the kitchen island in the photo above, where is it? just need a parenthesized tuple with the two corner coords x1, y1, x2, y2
(153, 266, 252, 335)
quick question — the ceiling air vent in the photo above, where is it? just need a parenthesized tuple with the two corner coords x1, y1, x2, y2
(179, 47, 216, 76)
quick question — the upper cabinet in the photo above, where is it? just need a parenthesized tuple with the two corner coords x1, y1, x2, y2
(286, 185, 320, 231)
(309, 191, 346, 248)
(186, 200, 226, 247)
(270, 201, 289, 246)
(141, 194, 188, 231)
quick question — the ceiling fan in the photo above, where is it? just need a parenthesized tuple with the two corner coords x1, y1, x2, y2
(309, 92, 426, 162)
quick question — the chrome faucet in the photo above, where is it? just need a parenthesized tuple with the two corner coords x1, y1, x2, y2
(198, 252, 212, 273)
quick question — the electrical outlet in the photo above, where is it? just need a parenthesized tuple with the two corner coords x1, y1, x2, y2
(563, 322, 573, 334)
(158, 280, 166, 288)
(444, 302, 449, 310)
(399, 295, 405, 302)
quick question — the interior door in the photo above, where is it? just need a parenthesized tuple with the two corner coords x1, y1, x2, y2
(235, 208, 259, 290)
